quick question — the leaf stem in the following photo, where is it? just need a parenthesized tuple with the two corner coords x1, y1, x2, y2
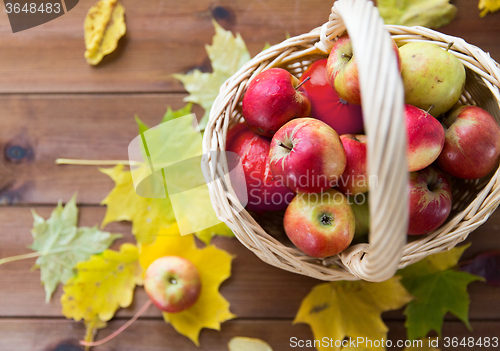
(55, 158, 141, 166)
(0, 246, 95, 266)
(80, 299, 153, 348)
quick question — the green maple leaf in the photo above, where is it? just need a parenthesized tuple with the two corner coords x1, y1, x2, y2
(377, 0, 457, 28)
(173, 19, 250, 130)
(399, 245, 483, 341)
(135, 103, 194, 135)
(30, 194, 121, 302)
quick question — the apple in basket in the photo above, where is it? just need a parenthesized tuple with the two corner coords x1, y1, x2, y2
(284, 188, 355, 258)
(338, 134, 368, 195)
(226, 123, 294, 211)
(242, 68, 311, 137)
(436, 105, 500, 179)
(269, 118, 346, 194)
(408, 166, 452, 235)
(405, 104, 445, 172)
(299, 58, 364, 135)
(326, 33, 401, 105)
(144, 256, 202, 313)
(399, 42, 466, 117)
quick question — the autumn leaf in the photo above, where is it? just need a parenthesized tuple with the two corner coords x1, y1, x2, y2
(135, 103, 194, 135)
(173, 20, 250, 130)
(377, 0, 457, 28)
(294, 277, 413, 351)
(84, 0, 126, 65)
(399, 245, 483, 341)
(101, 164, 234, 245)
(139, 224, 235, 345)
(29, 194, 121, 302)
(61, 243, 143, 343)
(228, 337, 273, 351)
(479, 0, 500, 17)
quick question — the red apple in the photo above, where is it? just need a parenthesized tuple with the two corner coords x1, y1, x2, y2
(269, 118, 346, 193)
(338, 134, 368, 195)
(226, 123, 294, 211)
(284, 188, 355, 258)
(326, 34, 401, 105)
(406, 104, 445, 172)
(144, 256, 202, 313)
(299, 59, 364, 134)
(437, 105, 500, 179)
(242, 68, 311, 137)
(408, 166, 452, 235)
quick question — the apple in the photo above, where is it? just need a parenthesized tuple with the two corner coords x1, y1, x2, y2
(348, 193, 370, 239)
(326, 34, 401, 105)
(269, 118, 346, 193)
(405, 104, 445, 172)
(242, 68, 311, 137)
(408, 166, 452, 235)
(299, 59, 364, 134)
(437, 105, 500, 179)
(283, 188, 355, 258)
(144, 256, 202, 313)
(338, 134, 368, 195)
(226, 123, 295, 211)
(399, 42, 466, 117)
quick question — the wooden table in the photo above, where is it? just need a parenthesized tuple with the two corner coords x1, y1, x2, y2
(1, 0, 499, 350)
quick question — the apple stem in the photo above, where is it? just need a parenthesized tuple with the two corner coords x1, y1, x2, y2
(295, 76, 311, 90)
(80, 299, 153, 348)
(426, 105, 435, 114)
(341, 53, 352, 60)
(445, 42, 454, 51)
(440, 116, 451, 128)
(278, 141, 293, 151)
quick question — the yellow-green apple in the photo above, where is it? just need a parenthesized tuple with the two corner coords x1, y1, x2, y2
(284, 188, 355, 258)
(437, 105, 500, 179)
(408, 166, 452, 235)
(405, 104, 445, 172)
(242, 68, 311, 137)
(144, 256, 201, 313)
(269, 118, 346, 193)
(348, 194, 370, 239)
(299, 59, 364, 134)
(226, 123, 294, 211)
(400, 42, 465, 117)
(326, 34, 401, 105)
(338, 134, 368, 195)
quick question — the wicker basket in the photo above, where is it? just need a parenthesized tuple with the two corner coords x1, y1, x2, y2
(201, 0, 500, 282)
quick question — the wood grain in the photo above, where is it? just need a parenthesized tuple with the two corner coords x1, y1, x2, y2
(0, 0, 498, 93)
(0, 206, 499, 320)
(0, 319, 498, 351)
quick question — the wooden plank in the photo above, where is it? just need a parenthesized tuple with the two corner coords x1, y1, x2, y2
(0, 319, 498, 351)
(0, 206, 500, 320)
(0, 0, 334, 93)
(0, 0, 498, 93)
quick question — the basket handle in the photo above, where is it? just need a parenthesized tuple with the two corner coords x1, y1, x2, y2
(317, 0, 408, 282)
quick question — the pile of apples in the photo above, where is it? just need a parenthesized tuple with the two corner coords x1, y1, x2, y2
(226, 33, 500, 259)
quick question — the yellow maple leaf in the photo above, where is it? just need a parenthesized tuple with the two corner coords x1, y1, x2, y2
(100, 164, 234, 244)
(228, 337, 273, 351)
(294, 278, 413, 351)
(139, 224, 235, 345)
(479, 0, 500, 16)
(61, 243, 143, 341)
(84, 0, 126, 65)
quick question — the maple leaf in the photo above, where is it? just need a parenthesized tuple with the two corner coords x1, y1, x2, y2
(101, 164, 234, 244)
(377, 0, 457, 28)
(30, 194, 121, 302)
(139, 224, 235, 345)
(399, 245, 483, 341)
(61, 243, 143, 343)
(173, 20, 250, 130)
(135, 103, 194, 135)
(84, 0, 126, 65)
(294, 277, 413, 351)
(479, 0, 500, 17)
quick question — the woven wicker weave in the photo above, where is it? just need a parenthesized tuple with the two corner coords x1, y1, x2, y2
(201, 0, 500, 282)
